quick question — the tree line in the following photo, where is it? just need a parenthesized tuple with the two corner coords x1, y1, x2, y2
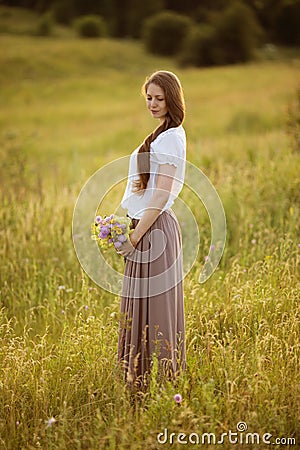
(4, 0, 300, 66)
(4, 0, 300, 44)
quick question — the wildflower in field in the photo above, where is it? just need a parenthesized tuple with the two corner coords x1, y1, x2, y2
(205, 256, 209, 261)
(66, 288, 73, 293)
(251, 239, 256, 244)
(58, 285, 65, 290)
(210, 244, 215, 251)
(174, 393, 182, 403)
(46, 417, 56, 428)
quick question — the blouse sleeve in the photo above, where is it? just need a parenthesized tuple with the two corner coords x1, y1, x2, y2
(150, 130, 185, 167)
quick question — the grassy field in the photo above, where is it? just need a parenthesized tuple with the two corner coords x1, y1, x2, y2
(0, 13, 300, 449)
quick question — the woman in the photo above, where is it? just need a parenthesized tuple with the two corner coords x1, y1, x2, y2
(117, 70, 186, 390)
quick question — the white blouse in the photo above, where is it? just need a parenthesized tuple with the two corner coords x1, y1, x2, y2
(121, 125, 186, 219)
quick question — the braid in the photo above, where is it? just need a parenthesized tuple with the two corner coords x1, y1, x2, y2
(132, 115, 178, 193)
(132, 71, 185, 194)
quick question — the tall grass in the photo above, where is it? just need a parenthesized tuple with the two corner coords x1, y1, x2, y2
(0, 33, 299, 449)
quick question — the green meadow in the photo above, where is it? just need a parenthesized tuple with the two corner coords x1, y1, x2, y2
(0, 18, 300, 450)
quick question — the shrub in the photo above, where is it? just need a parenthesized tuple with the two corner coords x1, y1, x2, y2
(178, 2, 264, 68)
(142, 11, 192, 56)
(178, 25, 220, 67)
(34, 12, 54, 37)
(74, 15, 106, 38)
(214, 1, 264, 64)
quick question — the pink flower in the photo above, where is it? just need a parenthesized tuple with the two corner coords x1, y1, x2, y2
(174, 393, 182, 403)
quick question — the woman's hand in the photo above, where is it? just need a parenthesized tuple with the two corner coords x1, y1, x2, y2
(117, 235, 137, 257)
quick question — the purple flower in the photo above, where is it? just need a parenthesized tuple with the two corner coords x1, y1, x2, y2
(118, 235, 127, 242)
(174, 393, 182, 403)
(114, 241, 122, 249)
(99, 226, 110, 239)
(95, 216, 102, 224)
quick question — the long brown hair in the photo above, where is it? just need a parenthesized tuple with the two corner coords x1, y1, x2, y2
(132, 70, 185, 193)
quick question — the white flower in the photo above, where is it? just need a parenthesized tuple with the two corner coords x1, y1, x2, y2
(46, 417, 56, 428)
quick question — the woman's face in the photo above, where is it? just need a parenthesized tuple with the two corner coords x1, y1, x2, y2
(146, 83, 168, 122)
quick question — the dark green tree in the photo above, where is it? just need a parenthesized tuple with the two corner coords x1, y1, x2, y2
(215, 1, 264, 64)
(274, 0, 300, 45)
(143, 10, 192, 56)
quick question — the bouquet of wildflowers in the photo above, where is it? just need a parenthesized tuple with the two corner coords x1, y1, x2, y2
(91, 214, 133, 251)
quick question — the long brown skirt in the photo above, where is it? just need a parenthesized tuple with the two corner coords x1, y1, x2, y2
(118, 208, 186, 389)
